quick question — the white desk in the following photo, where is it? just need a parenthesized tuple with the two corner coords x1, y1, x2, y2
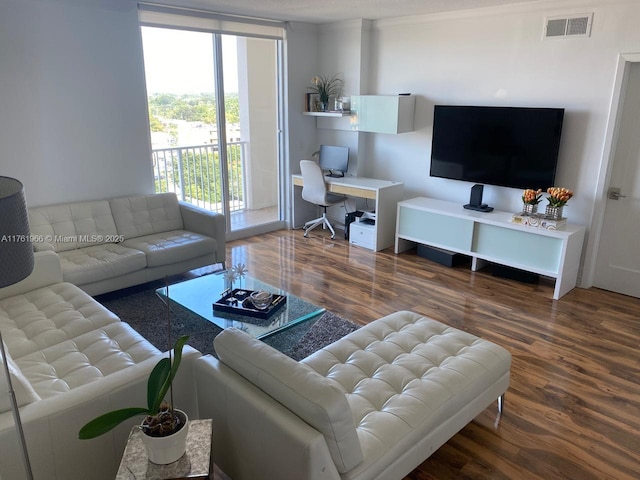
(292, 174, 404, 251)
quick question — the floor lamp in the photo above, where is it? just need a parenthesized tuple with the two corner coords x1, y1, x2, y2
(0, 176, 35, 480)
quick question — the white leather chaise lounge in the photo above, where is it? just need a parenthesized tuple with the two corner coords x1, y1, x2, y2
(195, 310, 511, 480)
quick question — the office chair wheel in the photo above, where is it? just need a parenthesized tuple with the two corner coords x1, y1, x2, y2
(330, 233, 335, 239)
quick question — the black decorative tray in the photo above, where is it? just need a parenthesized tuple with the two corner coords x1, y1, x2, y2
(212, 288, 287, 319)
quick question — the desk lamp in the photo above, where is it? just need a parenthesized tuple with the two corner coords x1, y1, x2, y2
(0, 176, 35, 479)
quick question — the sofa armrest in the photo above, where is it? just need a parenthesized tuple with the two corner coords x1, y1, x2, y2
(0, 346, 201, 480)
(179, 202, 226, 264)
(0, 251, 62, 301)
(195, 355, 341, 480)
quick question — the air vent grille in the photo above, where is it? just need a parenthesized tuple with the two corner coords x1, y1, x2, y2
(544, 13, 593, 39)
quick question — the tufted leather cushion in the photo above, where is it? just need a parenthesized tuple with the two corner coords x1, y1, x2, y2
(13, 322, 160, 400)
(29, 201, 118, 252)
(214, 328, 364, 473)
(122, 230, 216, 267)
(0, 283, 120, 359)
(57, 243, 147, 285)
(110, 193, 184, 240)
(301, 311, 511, 476)
(0, 340, 41, 413)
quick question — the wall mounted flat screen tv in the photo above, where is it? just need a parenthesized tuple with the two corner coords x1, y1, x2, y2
(430, 105, 564, 190)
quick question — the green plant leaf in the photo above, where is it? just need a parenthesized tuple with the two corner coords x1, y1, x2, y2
(148, 357, 171, 413)
(150, 335, 189, 413)
(78, 407, 149, 439)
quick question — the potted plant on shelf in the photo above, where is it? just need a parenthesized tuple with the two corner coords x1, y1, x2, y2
(545, 187, 574, 219)
(521, 188, 543, 215)
(309, 74, 343, 112)
(78, 334, 190, 465)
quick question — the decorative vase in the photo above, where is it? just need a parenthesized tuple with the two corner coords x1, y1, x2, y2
(522, 203, 538, 216)
(140, 409, 189, 465)
(319, 97, 329, 112)
(545, 205, 564, 220)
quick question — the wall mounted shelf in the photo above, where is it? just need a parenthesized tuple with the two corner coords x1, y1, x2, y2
(303, 111, 351, 117)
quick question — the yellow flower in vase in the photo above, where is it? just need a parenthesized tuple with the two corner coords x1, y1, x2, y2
(546, 187, 574, 207)
(521, 188, 542, 215)
(522, 189, 543, 205)
(545, 187, 574, 220)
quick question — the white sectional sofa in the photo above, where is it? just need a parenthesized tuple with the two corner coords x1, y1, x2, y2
(28, 192, 225, 296)
(195, 311, 511, 480)
(0, 251, 201, 480)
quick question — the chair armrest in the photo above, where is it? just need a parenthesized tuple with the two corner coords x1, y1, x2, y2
(0, 251, 62, 301)
(194, 355, 341, 480)
(179, 202, 226, 264)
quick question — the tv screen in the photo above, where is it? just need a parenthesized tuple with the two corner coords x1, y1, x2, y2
(430, 105, 564, 190)
(319, 145, 349, 177)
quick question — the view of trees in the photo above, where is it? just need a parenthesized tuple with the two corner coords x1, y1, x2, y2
(149, 93, 245, 211)
(148, 92, 240, 130)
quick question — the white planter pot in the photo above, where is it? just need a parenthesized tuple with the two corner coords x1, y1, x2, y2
(140, 409, 189, 465)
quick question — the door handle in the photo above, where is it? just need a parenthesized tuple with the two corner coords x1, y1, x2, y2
(608, 187, 626, 200)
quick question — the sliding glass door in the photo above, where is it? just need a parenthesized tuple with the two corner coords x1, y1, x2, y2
(141, 25, 282, 236)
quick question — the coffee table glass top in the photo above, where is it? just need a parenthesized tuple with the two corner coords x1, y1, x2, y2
(156, 272, 325, 339)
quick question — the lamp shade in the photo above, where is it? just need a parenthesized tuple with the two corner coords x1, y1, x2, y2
(0, 177, 34, 288)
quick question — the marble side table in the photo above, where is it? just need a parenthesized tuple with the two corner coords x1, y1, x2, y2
(116, 419, 213, 480)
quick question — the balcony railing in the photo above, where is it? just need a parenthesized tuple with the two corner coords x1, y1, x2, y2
(152, 141, 247, 214)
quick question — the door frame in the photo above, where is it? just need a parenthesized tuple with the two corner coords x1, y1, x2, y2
(584, 52, 640, 288)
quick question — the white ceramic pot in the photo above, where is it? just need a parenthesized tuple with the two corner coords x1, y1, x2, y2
(140, 409, 189, 465)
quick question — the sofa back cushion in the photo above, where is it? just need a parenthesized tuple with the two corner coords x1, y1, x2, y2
(214, 328, 363, 473)
(29, 201, 118, 252)
(110, 193, 184, 240)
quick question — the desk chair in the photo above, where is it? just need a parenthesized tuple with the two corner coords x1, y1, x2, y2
(300, 160, 346, 239)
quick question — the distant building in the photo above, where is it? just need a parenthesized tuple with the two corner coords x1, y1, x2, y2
(151, 119, 242, 149)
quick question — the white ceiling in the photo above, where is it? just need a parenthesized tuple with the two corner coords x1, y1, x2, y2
(173, 0, 544, 23)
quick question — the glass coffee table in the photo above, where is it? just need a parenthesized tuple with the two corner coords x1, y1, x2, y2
(156, 272, 325, 339)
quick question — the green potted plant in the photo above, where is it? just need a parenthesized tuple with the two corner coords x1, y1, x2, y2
(309, 74, 343, 111)
(78, 334, 190, 464)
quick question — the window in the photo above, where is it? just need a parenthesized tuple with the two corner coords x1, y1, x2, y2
(139, 5, 285, 236)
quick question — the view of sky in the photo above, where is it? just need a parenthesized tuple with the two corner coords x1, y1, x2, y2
(141, 27, 239, 94)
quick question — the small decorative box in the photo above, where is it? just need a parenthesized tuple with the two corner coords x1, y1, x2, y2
(511, 213, 567, 230)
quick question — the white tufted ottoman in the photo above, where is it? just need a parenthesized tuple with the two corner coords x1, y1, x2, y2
(302, 311, 511, 480)
(196, 310, 511, 480)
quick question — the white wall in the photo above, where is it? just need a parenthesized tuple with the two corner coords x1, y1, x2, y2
(316, 0, 640, 286)
(0, 0, 153, 207)
(284, 22, 321, 171)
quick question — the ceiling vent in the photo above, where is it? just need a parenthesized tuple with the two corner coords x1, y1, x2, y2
(544, 13, 593, 39)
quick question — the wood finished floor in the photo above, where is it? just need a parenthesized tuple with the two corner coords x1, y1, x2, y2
(217, 229, 639, 480)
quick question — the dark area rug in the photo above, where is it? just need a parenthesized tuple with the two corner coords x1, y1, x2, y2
(96, 278, 359, 360)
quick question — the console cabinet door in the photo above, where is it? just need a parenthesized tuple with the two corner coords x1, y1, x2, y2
(472, 223, 563, 275)
(397, 207, 474, 252)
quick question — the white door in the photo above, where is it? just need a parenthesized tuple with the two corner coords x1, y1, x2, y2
(594, 62, 640, 298)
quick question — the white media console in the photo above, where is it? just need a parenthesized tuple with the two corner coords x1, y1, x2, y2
(395, 197, 585, 299)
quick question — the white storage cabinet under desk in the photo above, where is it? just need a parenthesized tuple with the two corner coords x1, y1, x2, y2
(395, 197, 585, 299)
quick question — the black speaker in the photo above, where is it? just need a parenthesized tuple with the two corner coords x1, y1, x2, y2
(463, 184, 494, 212)
(469, 184, 484, 206)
